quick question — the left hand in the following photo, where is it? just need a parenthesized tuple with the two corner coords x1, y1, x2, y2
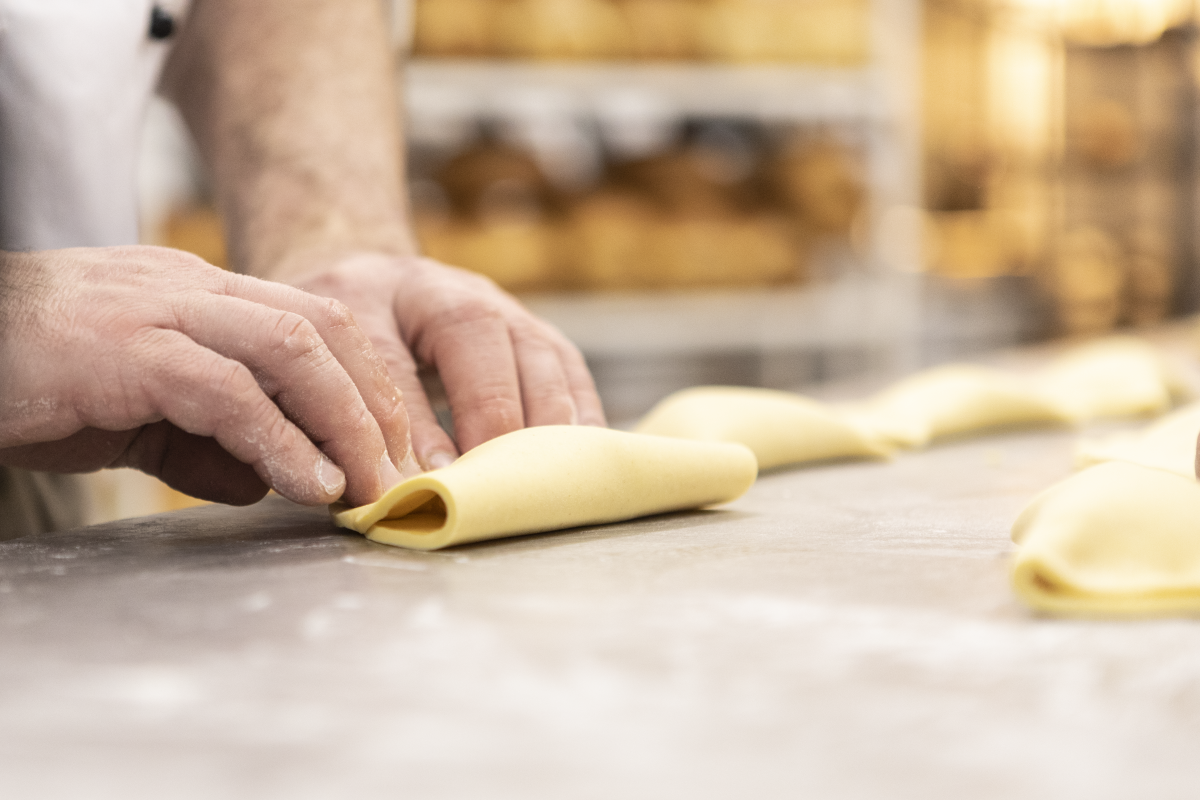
(286, 253, 607, 471)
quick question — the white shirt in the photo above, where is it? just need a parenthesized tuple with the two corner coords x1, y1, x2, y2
(0, 0, 190, 250)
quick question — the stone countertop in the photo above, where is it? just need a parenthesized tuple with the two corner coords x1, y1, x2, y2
(3, 425, 1199, 799)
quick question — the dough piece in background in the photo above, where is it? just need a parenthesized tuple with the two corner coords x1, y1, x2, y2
(1075, 401, 1200, 477)
(635, 386, 892, 470)
(333, 426, 757, 551)
(862, 365, 1070, 448)
(1011, 461, 1200, 616)
(1039, 336, 1184, 423)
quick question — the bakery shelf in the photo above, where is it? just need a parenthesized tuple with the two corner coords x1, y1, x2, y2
(520, 274, 920, 358)
(397, 0, 926, 397)
(403, 58, 887, 123)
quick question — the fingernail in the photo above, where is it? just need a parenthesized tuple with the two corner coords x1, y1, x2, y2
(379, 452, 404, 490)
(317, 456, 346, 498)
(398, 448, 422, 479)
(391, 431, 412, 469)
(427, 451, 456, 470)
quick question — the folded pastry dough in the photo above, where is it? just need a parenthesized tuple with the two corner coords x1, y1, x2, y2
(632, 338, 1184, 463)
(1011, 461, 1200, 615)
(332, 425, 758, 550)
(861, 365, 1070, 448)
(1076, 401, 1200, 477)
(1039, 336, 1180, 422)
(634, 386, 892, 470)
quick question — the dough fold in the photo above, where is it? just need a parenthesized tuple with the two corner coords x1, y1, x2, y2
(332, 425, 758, 550)
(634, 337, 1185, 461)
(1075, 401, 1200, 477)
(634, 386, 892, 470)
(861, 365, 1069, 448)
(1039, 336, 1181, 422)
(1011, 461, 1200, 616)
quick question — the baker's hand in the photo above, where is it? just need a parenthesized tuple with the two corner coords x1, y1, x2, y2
(0, 246, 415, 507)
(287, 253, 606, 470)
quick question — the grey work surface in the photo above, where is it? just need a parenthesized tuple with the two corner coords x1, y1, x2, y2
(3, 430, 1199, 799)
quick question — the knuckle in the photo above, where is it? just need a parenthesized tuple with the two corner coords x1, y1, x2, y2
(171, 356, 262, 434)
(432, 299, 506, 340)
(526, 385, 575, 418)
(507, 321, 542, 345)
(142, 244, 215, 277)
(525, 381, 569, 405)
(260, 410, 302, 457)
(474, 392, 524, 428)
(315, 297, 355, 330)
(267, 311, 324, 362)
(208, 359, 256, 404)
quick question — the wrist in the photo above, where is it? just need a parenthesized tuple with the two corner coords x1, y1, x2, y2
(0, 250, 38, 332)
(229, 194, 420, 281)
(266, 248, 428, 292)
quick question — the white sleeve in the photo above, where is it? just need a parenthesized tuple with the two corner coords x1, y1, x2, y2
(0, 0, 189, 250)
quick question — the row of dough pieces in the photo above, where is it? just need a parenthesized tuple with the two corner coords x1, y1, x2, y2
(639, 339, 1200, 618)
(655, 338, 1200, 617)
(333, 338, 1185, 575)
(1015, 403, 1200, 616)
(635, 336, 1187, 468)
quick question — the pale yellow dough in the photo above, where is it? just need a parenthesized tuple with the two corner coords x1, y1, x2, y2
(332, 425, 757, 551)
(1039, 336, 1180, 422)
(860, 364, 1069, 448)
(634, 386, 892, 470)
(634, 338, 1183, 463)
(1075, 401, 1200, 477)
(1011, 461, 1200, 616)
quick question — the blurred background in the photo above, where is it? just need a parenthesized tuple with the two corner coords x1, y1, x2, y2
(103, 0, 1200, 520)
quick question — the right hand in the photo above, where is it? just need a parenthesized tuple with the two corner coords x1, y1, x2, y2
(0, 246, 415, 507)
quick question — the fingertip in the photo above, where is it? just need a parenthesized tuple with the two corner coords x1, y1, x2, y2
(316, 455, 347, 500)
(381, 385, 414, 454)
(398, 448, 423, 478)
(379, 452, 405, 489)
(425, 450, 457, 471)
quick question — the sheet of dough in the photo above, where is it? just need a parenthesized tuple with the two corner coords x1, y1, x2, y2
(1038, 336, 1181, 422)
(860, 365, 1070, 448)
(634, 386, 892, 470)
(1011, 461, 1200, 616)
(332, 426, 758, 550)
(1075, 401, 1200, 477)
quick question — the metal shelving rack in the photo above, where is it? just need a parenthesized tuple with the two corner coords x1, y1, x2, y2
(405, 60, 885, 122)
(395, 0, 924, 416)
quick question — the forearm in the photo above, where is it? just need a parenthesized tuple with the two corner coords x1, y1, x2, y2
(161, 0, 418, 280)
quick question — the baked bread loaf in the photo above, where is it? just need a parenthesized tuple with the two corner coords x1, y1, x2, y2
(619, 0, 700, 60)
(412, 0, 497, 57)
(567, 187, 660, 289)
(495, 0, 631, 59)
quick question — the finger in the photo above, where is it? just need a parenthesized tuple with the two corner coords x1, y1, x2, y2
(124, 421, 269, 505)
(133, 328, 347, 506)
(510, 323, 576, 427)
(370, 331, 460, 471)
(215, 272, 414, 470)
(171, 293, 400, 505)
(548, 327, 607, 427)
(418, 305, 525, 453)
(309, 280, 453, 473)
